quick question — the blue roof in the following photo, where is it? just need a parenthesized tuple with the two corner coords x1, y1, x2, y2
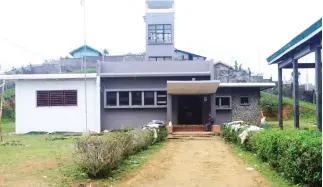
(69, 45, 101, 56)
(175, 49, 206, 59)
(267, 18, 322, 64)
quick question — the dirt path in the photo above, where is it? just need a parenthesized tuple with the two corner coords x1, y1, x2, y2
(115, 137, 269, 187)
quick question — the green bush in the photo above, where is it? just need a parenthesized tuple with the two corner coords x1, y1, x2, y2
(156, 126, 168, 142)
(74, 129, 156, 178)
(222, 124, 322, 186)
(252, 129, 322, 186)
(3, 106, 15, 120)
(74, 136, 124, 177)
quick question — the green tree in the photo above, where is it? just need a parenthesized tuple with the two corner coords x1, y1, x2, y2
(234, 61, 238, 71)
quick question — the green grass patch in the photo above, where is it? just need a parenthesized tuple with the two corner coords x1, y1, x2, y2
(1, 119, 15, 133)
(0, 128, 167, 187)
(261, 92, 316, 111)
(260, 92, 316, 122)
(57, 140, 166, 186)
(231, 144, 296, 187)
(267, 120, 316, 129)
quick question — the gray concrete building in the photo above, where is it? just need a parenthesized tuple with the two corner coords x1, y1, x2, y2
(98, 0, 275, 129)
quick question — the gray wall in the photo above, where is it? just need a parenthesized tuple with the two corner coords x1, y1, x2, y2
(101, 108, 166, 130)
(101, 76, 210, 129)
(215, 88, 232, 124)
(100, 61, 211, 75)
(145, 12, 175, 58)
(101, 76, 210, 90)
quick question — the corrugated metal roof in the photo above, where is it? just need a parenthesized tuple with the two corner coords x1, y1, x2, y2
(267, 18, 322, 64)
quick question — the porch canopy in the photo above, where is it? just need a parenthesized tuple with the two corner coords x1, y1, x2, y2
(167, 80, 220, 94)
(267, 18, 322, 131)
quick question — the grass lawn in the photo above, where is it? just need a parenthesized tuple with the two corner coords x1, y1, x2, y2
(267, 120, 317, 129)
(1, 119, 15, 133)
(230, 145, 296, 187)
(0, 121, 165, 186)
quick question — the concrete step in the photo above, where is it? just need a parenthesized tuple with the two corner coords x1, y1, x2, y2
(168, 132, 216, 139)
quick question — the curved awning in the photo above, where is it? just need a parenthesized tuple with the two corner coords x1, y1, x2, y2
(167, 80, 220, 94)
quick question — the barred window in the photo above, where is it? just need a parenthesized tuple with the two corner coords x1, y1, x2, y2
(36, 90, 77, 107)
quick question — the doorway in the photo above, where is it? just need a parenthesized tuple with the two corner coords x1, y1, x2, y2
(178, 95, 202, 124)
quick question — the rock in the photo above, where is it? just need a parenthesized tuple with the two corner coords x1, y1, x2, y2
(246, 167, 254, 171)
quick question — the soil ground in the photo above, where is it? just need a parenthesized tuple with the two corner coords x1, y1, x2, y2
(113, 137, 269, 187)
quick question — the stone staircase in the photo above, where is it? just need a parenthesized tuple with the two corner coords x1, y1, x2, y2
(168, 131, 216, 139)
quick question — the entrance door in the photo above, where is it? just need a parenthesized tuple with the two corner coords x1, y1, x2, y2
(178, 95, 202, 124)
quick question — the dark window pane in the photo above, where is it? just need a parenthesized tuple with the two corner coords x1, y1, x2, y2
(64, 90, 77, 106)
(144, 91, 154, 105)
(50, 91, 64, 106)
(240, 97, 249, 105)
(157, 91, 167, 105)
(215, 97, 220, 108)
(148, 57, 157, 61)
(37, 91, 49, 107)
(132, 91, 142, 105)
(106, 92, 117, 106)
(221, 97, 230, 108)
(119, 92, 129, 106)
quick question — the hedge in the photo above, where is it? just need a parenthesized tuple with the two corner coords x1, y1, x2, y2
(221, 125, 322, 186)
(74, 127, 167, 178)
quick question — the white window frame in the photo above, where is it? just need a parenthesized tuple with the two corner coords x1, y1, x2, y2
(215, 96, 232, 110)
(104, 88, 167, 109)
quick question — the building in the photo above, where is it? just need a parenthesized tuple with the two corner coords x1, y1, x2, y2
(0, 0, 275, 133)
(267, 18, 322, 131)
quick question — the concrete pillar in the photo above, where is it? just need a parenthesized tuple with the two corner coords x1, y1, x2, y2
(292, 59, 299, 129)
(315, 47, 322, 132)
(210, 94, 216, 123)
(278, 66, 283, 129)
(167, 94, 172, 124)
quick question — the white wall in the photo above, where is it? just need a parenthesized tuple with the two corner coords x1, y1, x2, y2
(15, 78, 100, 133)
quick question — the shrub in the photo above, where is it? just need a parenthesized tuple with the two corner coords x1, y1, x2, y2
(74, 136, 125, 177)
(222, 124, 322, 186)
(74, 129, 155, 178)
(156, 126, 168, 142)
(252, 129, 322, 186)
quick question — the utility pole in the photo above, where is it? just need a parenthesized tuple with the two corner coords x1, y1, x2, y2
(0, 80, 6, 142)
(81, 0, 88, 132)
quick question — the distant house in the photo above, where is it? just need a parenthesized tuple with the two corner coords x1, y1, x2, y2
(69, 45, 102, 58)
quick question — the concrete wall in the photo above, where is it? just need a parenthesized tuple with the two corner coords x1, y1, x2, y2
(15, 78, 99, 133)
(145, 12, 175, 58)
(100, 61, 211, 75)
(101, 76, 210, 129)
(102, 108, 166, 130)
(214, 87, 232, 124)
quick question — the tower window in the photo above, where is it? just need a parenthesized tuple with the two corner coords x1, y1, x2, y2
(148, 24, 172, 44)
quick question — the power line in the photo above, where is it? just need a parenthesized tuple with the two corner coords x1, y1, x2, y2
(0, 36, 48, 59)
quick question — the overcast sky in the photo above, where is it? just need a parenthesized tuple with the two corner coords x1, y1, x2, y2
(0, 0, 322, 84)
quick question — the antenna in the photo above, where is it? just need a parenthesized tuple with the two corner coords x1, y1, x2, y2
(81, 0, 88, 132)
